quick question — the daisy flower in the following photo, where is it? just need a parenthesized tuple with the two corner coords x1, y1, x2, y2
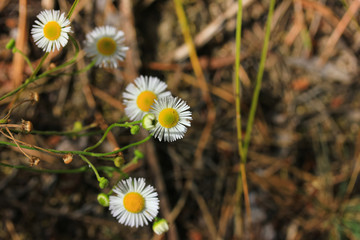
(84, 26, 128, 68)
(31, 10, 71, 52)
(123, 76, 171, 121)
(109, 178, 159, 228)
(149, 96, 192, 142)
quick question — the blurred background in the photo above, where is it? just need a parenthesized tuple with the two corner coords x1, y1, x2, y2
(0, 0, 360, 239)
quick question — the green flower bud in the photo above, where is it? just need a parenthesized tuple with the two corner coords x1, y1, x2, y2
(153, 218, 169, 235)
(97, 193, 110, 207)
(142, 113, 157, 130)
(6, 39, 15, 50)
(73, 121, 83, 132)
(99, 177, 109, 189)
(134, 149, 144, 159)
(130, 125, 140, 135)
(114, 156, 124, 168)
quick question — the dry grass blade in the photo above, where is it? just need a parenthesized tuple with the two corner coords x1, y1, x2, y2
(319, 0, 360, 65)
(173, 0, 216, 170)
(11, 0, 27, 88)
(172, 0, 254, 61)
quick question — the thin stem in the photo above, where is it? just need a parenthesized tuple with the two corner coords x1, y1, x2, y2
(37, 35, 80, 77)
(46, 59, 96, 78)
(0, 162, 121, 174)
(13, 48, 34, 72)
(234, 0, 244, 161)
(0, 124, 21, 128)
(0, 134, 152, 158)
(26, 122, 99, 136)
(28, 129, 101, 137)
(243, 0, 276, 162)
(0, 53, 49, 102)
(84, 121, 141, 152)
(67, 0, 80, 19)
(0, 35, 79, 103)
(79, 154, 100, 181)
(4, 127, 31, 160)
(233, 0, 247, 236)
(2, 99, 33, 121)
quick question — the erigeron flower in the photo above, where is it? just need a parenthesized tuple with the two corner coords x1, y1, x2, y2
(123, 76, 171, 121)
(149, 96, 192, 142)
(31, 10, 71, 52)
(84, 26, 128, 68)
(109, 178, 159, 228)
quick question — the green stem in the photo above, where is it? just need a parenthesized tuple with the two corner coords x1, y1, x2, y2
(28, 129, 102, 137)
(0, 53, 49, 102)
(79, 154, 100, 181)
(37, 35, 80, 77)
(242, 0, 276, 162)
(13, 48, 34, 72)
(234, 0, 244, 161)
(26, 122, 99, 136)
(67, 0, 80, 19)
(0, 35, 79, 102)
(46, 59, 96, 78)
(84, 121, 141, 152)
(0, 162, 121, 174)
(0, 134, 152, 157)
(234, 0, 247, 236)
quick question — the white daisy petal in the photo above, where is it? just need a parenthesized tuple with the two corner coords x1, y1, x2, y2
(123, 75, 171, 121)
(31, 9, 71, 52)
(84, 25, 128, 68)
(149, 96, 192, 142)
(109, 178, 160, 228)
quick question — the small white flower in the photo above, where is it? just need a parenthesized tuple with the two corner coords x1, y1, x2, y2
(109, 178, 159, 228)
(153, 218, 169, 235)
(31, 10, 71, 52)
(149, 96, 192, 142)
(84, 26, 128, 68)
(123, 76, 171, 121)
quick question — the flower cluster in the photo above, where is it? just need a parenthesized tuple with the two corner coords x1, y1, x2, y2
(31, 10, 128, 68)
(123, 75, 192, 142)
(29, 8, 186, 235)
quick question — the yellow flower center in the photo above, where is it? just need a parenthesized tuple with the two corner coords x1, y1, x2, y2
(136, 91, 157, 112)
(97, 37, 117, 56)
(158, 108, 179, 128)
(43, 21, 61, 41)
(123, 192, 145, 213)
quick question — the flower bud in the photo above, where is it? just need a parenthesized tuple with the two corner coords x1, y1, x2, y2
(99, 177, 109, 189)
(30, 92, 39, 103)
(130, 125, 140, 135)
(114, 155, 124, 168)
(30, 156, 40, 166)
(153, 218, 169, 235)
(6, 39, 15, 50)
(73, 121, 83, 132)
(63, 153, 73, 164)
(97, 193, 110, 207)
(134, 149, 144, 159)
(21, 120, 33, 132)
(142, 113, 156, 130)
